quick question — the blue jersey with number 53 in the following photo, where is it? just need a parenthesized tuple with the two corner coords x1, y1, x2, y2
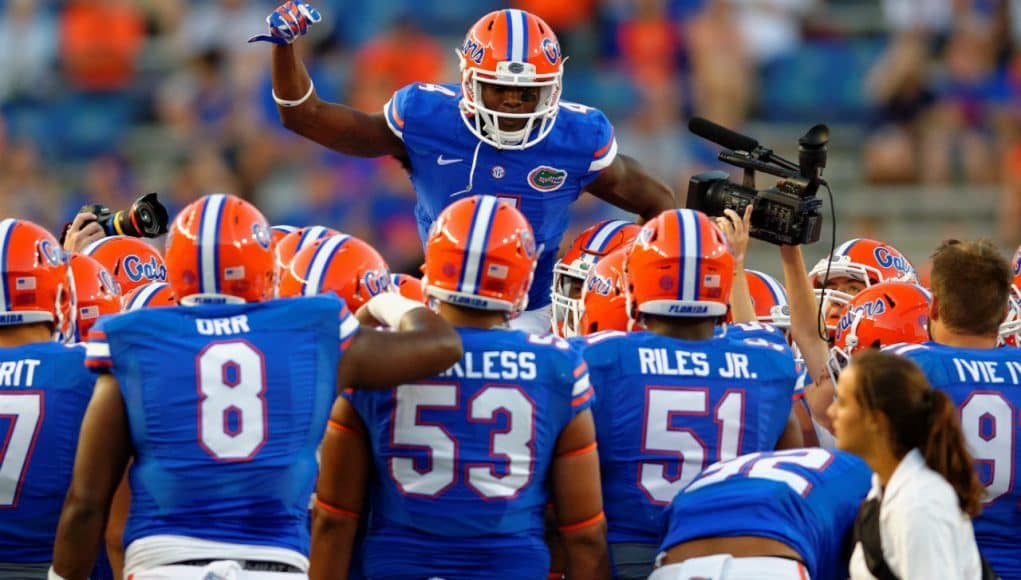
(579, 324, 798, 546)
(889, 341, 1021, 578)
(85, 296, 358, 558)
(660, 449, 872, 580)
(384, 83, 617, 310)
(0, 342, 93, 564)
(347, 327, 593, 579)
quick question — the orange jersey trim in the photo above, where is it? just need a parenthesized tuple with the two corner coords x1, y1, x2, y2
(315, 497, 359, 519)
(559, 511, 605, 533)
(558, 441, 596, 458)
(327, 420, 362, 437)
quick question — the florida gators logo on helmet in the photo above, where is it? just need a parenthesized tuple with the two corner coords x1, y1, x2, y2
(0, 218, 74, 340)
(278, 234, 393, 311)
(579, 246, 629, 335)
(82, 235, 167, 294)
(999, 244, 1021, 346)
(625, 209, 733, 322)
(423, 195, 536, 313)
(164, 194, 276, 305)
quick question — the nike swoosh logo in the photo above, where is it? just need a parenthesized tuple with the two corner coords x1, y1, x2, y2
(437, 155, 464, 166)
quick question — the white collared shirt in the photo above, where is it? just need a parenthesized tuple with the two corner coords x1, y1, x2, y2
(849, 448, 982, 579)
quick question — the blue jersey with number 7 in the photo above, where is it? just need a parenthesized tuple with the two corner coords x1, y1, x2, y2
(346, 327, 593, 579)
(0, 342, 92, 563)
(384, 82, 617, 310)
(660, 449, 872, 580)
(85, 296, 358, 559)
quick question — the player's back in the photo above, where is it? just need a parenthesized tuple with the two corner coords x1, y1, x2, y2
(348, 328, 592, 579)
(86, 296, 355, 563)
(660, 448, 872, 580)
(0, 342, 93, 568)
(581, 327, 797, 547)
(891, 341, 1021, 578)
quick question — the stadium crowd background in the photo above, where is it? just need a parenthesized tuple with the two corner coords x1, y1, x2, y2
(0, 0, 1019, 276)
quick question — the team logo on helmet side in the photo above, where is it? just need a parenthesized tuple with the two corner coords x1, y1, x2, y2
(461, 38, 485, 65)
(1012, 246, 1021, 276)
(124, 255, 168, 283)
(527, 166, 567, 192)
(520, 227, 537, 259)
(362, 270, 391, 297)
(837, 299, 887, 334)
(252, 223, 271, 250)
(99, 269, 120, 294)
(874, 247, 913, 276)
(39, 239, 61, 267)
(585, 273, 613, 296)
(542, 38, 561, 65)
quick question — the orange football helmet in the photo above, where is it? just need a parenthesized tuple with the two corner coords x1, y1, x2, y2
(827, 281, 931, 383)
(0, 218, 74, 340)
(121, 281, 177, 311)
(68, 253, 121, 342)
(809, 238, 917, 334)
(745, 269, 790, 329)
(423, 195, 536, 313)
(81, 235, 166, 295)
(274, 225, 341, 274)
(999, 244, 1021, 346)
(279, 234, 393, 311)
(164, 193, 276, 305)
(626, 209, 733, 321)
(270, 224, 298, 245)
(552, 219, 640, 337)
(457, 9, 564, 149)
(579, 246, 629, 335)
(392, 273, 426, 303)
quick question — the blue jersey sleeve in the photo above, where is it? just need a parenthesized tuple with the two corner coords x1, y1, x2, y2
(568, 103, 617, 187)
(384, 82, 460, 145)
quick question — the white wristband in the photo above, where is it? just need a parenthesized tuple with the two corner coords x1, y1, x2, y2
(272, 80, 315, 108)
(48, 567, 68, 580)
(366, 292, 427, 329)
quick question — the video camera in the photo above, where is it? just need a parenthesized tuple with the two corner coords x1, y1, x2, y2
(686, 117, 829, 246)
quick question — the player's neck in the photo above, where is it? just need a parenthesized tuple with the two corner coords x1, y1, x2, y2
(436, 302, 509, 329)
(930, 321, 998, 350)
(0, 323, 54, 347)
(643, 316, 716, 341)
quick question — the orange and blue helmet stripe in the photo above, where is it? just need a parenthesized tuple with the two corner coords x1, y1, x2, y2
(0, 218, 15, 312)
(300, 234, 352, 296)
(457, 195, 500, 294)
(196, 194, 229, 295)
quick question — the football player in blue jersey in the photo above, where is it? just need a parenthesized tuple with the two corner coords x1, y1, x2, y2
(0, 219, 91, 577)
(251, 1, 676, 334)
(651, 448, 872, 580)
(51, 194, 462, 579)
(577, 209, 803, 579)
(885, 239, 1020, 578)
(310, 195, 610, 580)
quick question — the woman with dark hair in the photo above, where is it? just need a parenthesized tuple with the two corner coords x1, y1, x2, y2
(827, 349, 984, 579)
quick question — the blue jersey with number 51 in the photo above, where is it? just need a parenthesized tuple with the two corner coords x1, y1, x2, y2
(0, 342, 93, 564)
(85, 296, 358, 558)
(384, 83, 617, 310)
(660, 449, 872, 580)
(347, 327, 594, 579)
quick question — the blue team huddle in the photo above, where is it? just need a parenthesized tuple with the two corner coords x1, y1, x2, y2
(1, 2, 1019, 580)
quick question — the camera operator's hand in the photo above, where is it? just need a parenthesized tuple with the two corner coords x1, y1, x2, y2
(248, 1, 321, 45)
(715, 206, 752, 266)
(63, 212, 105, 254)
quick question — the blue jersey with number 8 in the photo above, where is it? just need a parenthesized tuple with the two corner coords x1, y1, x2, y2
(85, 296, 358, 557)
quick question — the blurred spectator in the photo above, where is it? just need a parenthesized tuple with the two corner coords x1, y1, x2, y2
(60, 0, 145, 92)
(881, 0, 953, 34)
(616, 80, 691, 193)
(685, 0, 753, 128)
(0, 0, 57, 102)
(615, 0, 681, 87)
(348, 16, 445, 112)
(863, 32, 935, 183)
(729, 0, 815, 70)
(0, 140, 62, 228)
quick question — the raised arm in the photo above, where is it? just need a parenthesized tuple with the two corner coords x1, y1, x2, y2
(52, 374, 132, 579)
(586, 155, 676, 223)
(779, 245, 835, 429)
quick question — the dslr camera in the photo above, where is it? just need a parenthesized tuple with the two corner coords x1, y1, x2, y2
(686, 118, 829, 246)
(80, 192, 169, 239)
